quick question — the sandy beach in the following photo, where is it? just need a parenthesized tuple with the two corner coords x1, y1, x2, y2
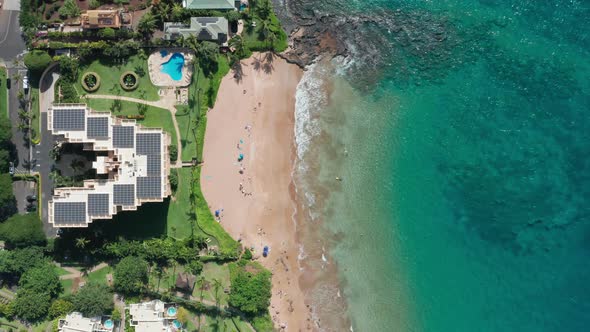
(200, 53, 311, 330)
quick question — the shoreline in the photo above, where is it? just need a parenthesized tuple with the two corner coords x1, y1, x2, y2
(200, 53, 313, 330)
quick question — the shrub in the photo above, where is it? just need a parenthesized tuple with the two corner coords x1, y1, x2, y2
(119, 71, 138, 91)
(228, 263, 272, 315)
(48, 299, 74, 319)
(169, 145, 178, 162)
(24, 50, 52, 74)
(98, 28, 116, 39)
(89, 0, 100, 10)
(58, 0, 81, 19)
(81, 72, 101, 92)
(169, 169, 178, 193)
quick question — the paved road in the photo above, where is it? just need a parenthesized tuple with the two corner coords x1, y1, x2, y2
(6, 67, 32, 172)
(12, 180, 36, 214)
(0, 3, 26, 62)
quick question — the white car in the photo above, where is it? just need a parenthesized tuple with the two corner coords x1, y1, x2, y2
(23, 76, 29, 91)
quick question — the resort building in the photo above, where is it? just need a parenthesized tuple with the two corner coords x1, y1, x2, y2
(80, 10, 122, 29)
(128, 300, 182, 331)
(58, 312, 115, 332)
(182, 0, 237, 10)
(47, 104, 171, 228)
(164, 17, 230, 44)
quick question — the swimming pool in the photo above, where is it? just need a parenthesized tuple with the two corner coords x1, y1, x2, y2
(104, 319, 114, 329)
(161, 53, 185, 81)
(173, 320, 182, 329)
(167, 307, 177, 316)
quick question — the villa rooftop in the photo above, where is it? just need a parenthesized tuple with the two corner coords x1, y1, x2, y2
(182, 0, 236, 10)
(164, 17, 229, 44)
(128, 300, 181, 332)
(80, 10, 122, 29)
(47, 104, 171, 228)
(58, 312, 114, 332)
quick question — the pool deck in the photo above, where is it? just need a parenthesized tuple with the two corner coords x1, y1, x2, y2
(148, 49, 194, 87)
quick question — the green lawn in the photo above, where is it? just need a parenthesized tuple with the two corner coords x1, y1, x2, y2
(241, 13, 288, 53)
(193, 262, 231, 307)
(54, 266, 71, 277)
(76, 55, 159, 101)
(174, 106, 197, 163)
(87, 265, 113, 285)
(0, 67, 7, 119)
(61, 278, 74, 295)
(85, 99, 178, 154)
(167, 168, 194, 239)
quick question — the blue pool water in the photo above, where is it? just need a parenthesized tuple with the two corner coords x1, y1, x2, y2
(104, 320, 113, 329)
(172, 320, 181, 329)
(161, 53, 185, 81)
(167, 307, 177, 316)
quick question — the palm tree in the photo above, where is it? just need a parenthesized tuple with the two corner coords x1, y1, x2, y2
(75, 237, 90, 249)
(229, 35, 245, 57)
(171, 3, 184, 21)
(138, 12, 157, 39)
(212, 278, 222, 308)
(196, 276, 206, 302)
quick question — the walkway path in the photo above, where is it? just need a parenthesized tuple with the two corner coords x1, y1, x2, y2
(56, 262, 109, 280)
(84, 94, 183, 168)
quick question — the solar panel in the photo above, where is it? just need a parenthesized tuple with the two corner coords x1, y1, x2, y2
(87, 117, 109, 139)
(113, 126, 135, 148)
(136, 133, 161, 155)
(113, 184, 135, 206)
(88, 193, 110, 216)
(53, 109, 86, 131)
(53, 202, 86, 224)
(146, 155, 161, 176)
(137, 177, 161, 199)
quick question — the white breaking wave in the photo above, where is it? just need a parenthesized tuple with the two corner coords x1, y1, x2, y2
(294, 61, 329, 163)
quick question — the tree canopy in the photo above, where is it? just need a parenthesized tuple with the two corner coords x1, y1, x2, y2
(58, 0, 81, 19)
(72, 282, 114, 317)
(0, 246, 47, 277)
(19, 263, 62, 298)
(114, 256, 149, 294)
(0, 173, 16, 222)
(23, 50, 52, 74)
(12, 290, 51, 322)
(228, 264, 272, 315)
(0, 212, 46, 248)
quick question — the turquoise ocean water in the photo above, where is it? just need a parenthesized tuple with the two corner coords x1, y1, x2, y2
(293, 0, 590, 330)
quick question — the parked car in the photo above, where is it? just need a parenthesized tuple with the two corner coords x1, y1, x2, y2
(26, 203, 37, 212)
(263, 246, 269, 257)
(23, 76, 29, 91)
(26, 195, 37, 202)
(8, 162, 14, 176)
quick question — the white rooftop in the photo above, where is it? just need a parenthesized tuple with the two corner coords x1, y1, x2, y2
(58, 312, 112, 332)
(47, 104, 172, 227)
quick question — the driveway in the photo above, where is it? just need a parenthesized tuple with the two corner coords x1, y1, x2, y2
(12, 180, 36, 214)
(37, 68, 59, 237)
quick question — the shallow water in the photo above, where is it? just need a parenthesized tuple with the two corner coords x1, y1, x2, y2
(292, 0, 590, 330)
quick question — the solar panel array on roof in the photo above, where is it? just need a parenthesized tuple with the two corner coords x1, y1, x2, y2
(53, 109, 86, 131)
(136, 133, 161, 155)
(113, 184, 135, 206)
(88, 193, 110, 216)
(147, 155, 161, 176)
(54, 202, 87, 224)
(87, 117, 109, 139)
(113, 126, 135, 148)
(137, 177, 162, 199)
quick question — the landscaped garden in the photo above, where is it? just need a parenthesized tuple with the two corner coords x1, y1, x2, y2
(0, 68, 7, 118)
(76, 55, 159, 100)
